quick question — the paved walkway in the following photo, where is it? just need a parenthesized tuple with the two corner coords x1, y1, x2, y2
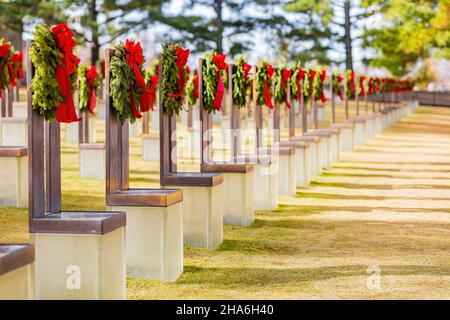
(128, 106, 450, 299)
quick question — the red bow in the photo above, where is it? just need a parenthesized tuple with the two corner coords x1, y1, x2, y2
(319, 69, 327, 103)
(295, 68, 305, 105)
(11, 52, 23, 81)
(125, 39, 151, 118)
(212, 53, 228, 111)
(0, 43, 11, 98)
(51, 23, 81, 123)
(86, 66, 98, 115)
(359, 76, 366, 97)
(281, 69, 292, 109)
(368, 77, 373, 95)
(263, 64, 275, 109)
(243, 63, 251, 79)
(168, 47, 190, 104)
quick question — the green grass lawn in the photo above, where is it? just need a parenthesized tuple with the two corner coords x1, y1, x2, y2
(1, 104, 450, 299)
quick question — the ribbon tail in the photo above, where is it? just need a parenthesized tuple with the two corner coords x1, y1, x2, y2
(130, 87, 142, 119)
(8, 64, 16, 87)
(55, 65, 80, 123)
(264, 81, 274, 109)
(213, 72, 224, 111)
(89, 89, 96, 115)
(17, 64, 23, 80)
(139, 88, 151, 112)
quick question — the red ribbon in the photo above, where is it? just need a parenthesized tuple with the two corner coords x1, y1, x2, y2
(11, 52, 23, 80)
(375, 77, 380, 93)
(281, 69, 292, 109)
(86, 65, 98, 115)
(359, 76, 366, 96)
(295, 68, 305, 105)
(51, 23, 81, 123)
(350, 71, 355, 96)
(320, 69, 327, 103)
(125, 39, 151, 118)
(336, 75, 344, 101)
(264, 64, 275, 109)
(193, 69, 199, 98)
(212, 53, 228, 111)
(168, 47, 190, 102)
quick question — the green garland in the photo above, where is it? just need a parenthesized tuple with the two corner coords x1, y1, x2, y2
(202, 50, 219, 113)
(0, 38, 13, 92)
(30, 25, 65, 120)
(109, 41, 146, 124)
(332, 72, 341, 95)
(232, 56, 251, 108)
(161, 43, 188, 117)
(254, 60, 272, 106)
(77, 64, 99, 113)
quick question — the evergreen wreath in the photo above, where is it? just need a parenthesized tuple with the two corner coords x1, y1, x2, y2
(30, 25, 65, 120)
(254, 60, 274, 108)
(202, 50, 219, 113)
(312, 69, 322, 101)
(161, 43, 190, 117)
(109, 40, 147, 124)
(232, 56, 252, 108)
(302, 68, 311, 104)
(345, 69, 355, 99)
(290, 62, 303, 104)
(274, 66, 292, 107)
(332, 72, 344, 100)
(356, 75, 366, 97)
(77, 64, 99, 113)
(185, 69, 198, 106)
(0, 38, 13, 93)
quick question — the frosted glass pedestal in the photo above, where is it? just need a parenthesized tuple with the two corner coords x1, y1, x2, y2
(164, 184, 224, 249)
(33, 226, 126, 300)
(129, 120, 142, 138)
(280, 141, 310, 187)
(142, 133, 160, 162)
(0, 147, 28, 207)
(1, 117, 27, 146)
(0, 244, 35, 300)
(12, 101, 27, 117)
(79, 143, 106, 180)
(333, 122, 355, 152)
(201, 164, 255, 227)
(109, 204, 183, 282)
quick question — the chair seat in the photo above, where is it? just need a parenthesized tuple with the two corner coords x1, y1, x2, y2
(107, 188, 183, 207)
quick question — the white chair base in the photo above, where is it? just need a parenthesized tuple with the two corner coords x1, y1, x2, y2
(277, 152, 297, 196)
(221, 171, 254, 226)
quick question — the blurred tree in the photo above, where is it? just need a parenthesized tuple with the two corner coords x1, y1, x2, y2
(154, 0, 288, 55)
(63, 0, 168, 66)
(285, 0, 376, 69)
(0, 0, 62, 34)
(362, 0, 450, 77)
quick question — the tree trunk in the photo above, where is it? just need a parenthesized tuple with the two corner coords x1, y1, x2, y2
(213, 0, 223, 53)
(90, 0, 99, 66)
(344, 0, 353, 70)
